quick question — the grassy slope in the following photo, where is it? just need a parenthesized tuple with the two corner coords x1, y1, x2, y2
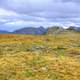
(0, 33, 80, 80)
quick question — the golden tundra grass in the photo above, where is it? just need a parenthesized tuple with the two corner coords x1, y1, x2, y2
(0, 33, 80, 80)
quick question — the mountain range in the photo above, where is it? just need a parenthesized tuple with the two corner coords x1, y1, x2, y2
(0, 26, 80, 35)
(14, 26, 46, 35)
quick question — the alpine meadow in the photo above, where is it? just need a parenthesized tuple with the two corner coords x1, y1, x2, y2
(0, 0, 80, 80)
(0, 27, 80, 80)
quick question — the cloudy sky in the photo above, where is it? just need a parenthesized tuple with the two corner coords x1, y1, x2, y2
(0, 0, 80, 31)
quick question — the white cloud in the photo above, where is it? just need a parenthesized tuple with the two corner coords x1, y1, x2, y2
(0, 8, 18, 16)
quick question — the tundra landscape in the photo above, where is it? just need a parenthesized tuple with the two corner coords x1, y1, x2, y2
(0, 27, 80, 80)
(0, 0, 80, 80)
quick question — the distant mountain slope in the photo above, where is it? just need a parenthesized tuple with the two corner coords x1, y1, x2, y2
(0, 30, 10, 34)
(46, 26, 80, 35)
(68, 26, 80, 32)
(46, 26, 64, 34)
(14, 26, 46, 35)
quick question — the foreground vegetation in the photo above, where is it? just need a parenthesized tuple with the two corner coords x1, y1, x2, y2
(0, 33, 80, 80)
